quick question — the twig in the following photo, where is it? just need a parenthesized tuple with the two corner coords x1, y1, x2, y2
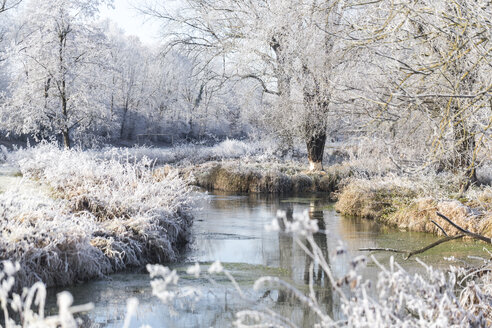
(431, 220, 448, 236)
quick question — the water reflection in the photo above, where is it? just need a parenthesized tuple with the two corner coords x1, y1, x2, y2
(263, 197, 334, 326)
(45, 191, 489, 328)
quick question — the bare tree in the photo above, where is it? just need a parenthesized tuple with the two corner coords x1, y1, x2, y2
(4, 0, 112, 148)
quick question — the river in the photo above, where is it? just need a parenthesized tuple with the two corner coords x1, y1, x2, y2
(43, 190, 490, 327)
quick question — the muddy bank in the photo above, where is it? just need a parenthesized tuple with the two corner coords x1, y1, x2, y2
(335, 177, 492, 238)
(176, 160, 351, 196)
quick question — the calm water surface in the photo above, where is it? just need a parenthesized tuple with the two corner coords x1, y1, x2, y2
(46, 191, 491, 327)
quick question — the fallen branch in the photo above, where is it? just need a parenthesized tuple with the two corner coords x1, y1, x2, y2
(359, 247, 406, 254)
(360, 235, 465, 260)
(436, 212, 491, 244)
(403, 235, 465, 259)
(359, 211, 492, 260)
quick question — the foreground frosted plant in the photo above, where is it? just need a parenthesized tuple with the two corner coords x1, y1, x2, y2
(0, 261, 93, 328)
(149, 211, 492, 327)
(147, 264, 202, 312)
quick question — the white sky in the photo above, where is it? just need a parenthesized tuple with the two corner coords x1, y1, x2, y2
(99, 0, 162, 45)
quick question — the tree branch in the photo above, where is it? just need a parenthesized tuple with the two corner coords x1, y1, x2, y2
(360, 212, 492, 260)
(436, 212, 492, 244)
(239, 74, 280, 96)
(360, 235, 465, 260)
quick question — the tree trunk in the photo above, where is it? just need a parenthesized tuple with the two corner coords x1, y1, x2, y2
(271, 33, 294, 157)
(307, 130, 327, 171)
(452, 106, 477, 191)
(454, 119, 477, 192)
(62, 128, 70, 149)
(61, 84, 70, 149)
(59, 30, 70, 149)
(120, 103, 128, 140)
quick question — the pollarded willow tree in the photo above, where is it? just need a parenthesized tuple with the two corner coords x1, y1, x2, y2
(350, 0, 492, 185)
(142, 0, 348, 170)
(3, 0, 113, 148)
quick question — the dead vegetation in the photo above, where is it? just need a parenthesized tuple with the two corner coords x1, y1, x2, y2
(177, 160, 351, 195)
(335, 176, 492, 238)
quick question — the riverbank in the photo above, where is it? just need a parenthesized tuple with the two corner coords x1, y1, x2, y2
(2, 141, 491, 290)
(175, 160, 351, 195)
(1, 144, 194, 289)
(335, 176, 492, 237)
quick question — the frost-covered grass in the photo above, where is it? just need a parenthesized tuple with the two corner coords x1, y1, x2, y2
(335, 175, 492, 237)
(96, 139, 280, 166)
(1, 143, 194, 289)
(85, 138, 350, 168)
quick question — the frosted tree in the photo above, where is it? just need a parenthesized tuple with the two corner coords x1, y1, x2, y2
(143, 51, 236, 140)
(0, 1, 22, 130)
(349, 0, 492, 185)
(142, 0, 347, 170)
(0, 1, 22, 65)
(0, 1, 21, 58)
(0, 0, 21, 14)
(105, 25, 151, 140)
(3, 0, 113, 148)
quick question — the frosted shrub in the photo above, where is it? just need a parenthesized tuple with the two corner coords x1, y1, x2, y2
(3, 143, 194, 287)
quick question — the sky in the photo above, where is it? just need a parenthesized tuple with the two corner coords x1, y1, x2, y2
(99, 0, 162, 45)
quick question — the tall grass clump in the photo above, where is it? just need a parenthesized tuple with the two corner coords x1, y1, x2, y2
(0, 189, 111, 289)
(184, 160, 351, 194)
(2, 143, 194, 288)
